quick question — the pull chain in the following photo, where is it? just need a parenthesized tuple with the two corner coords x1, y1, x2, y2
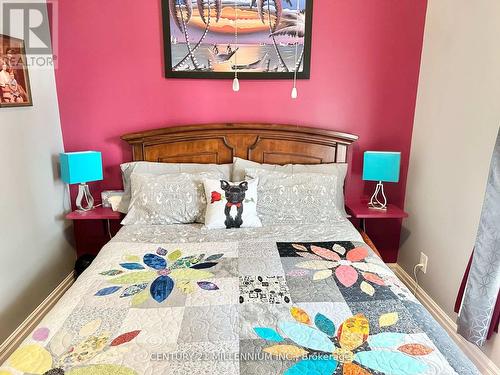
(291, 0, 300, 99)
(232, 0, 240, 92)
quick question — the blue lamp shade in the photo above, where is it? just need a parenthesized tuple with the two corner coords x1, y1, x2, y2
(362, 151, 401, 183)
(59, 151, 103, 184)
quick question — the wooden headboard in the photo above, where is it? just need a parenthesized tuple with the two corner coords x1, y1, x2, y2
(121, 123, 358, 165)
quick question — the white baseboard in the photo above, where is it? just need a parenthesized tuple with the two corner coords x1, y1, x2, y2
(0, 271, 75, 364)
(389, 263, 500, 375)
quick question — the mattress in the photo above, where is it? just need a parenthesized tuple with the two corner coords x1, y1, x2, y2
(1, 220, 479, 375)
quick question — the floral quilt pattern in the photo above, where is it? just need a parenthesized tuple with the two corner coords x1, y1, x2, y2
(255, 306, 433, 374)
(1, 236, 479, 375)
(6, 317, 140, 375)
(287, 242, 388, 296)
(95, 248, 223, 305)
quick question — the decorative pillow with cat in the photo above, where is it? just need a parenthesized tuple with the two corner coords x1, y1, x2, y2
(203, 178, 262, 229)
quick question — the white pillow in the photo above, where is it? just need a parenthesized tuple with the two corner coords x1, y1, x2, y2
(118, 162, 233, 213)
(121, 172, 222, 225)
(232, 157, 348, 217)
(245, 168, 344, 226)
(203, 178, 262, 229)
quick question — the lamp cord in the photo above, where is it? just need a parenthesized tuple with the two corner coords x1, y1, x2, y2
(413, 263, 424, 296)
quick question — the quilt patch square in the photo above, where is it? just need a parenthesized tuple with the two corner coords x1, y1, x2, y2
(238, 256, 285, 276)
(280, 255, 311, 277)
(284, 270, 345, 303)
(279, 241, 397, 302)
(238, 241, 283, 259)
(209, 257, 239, 278)
(178, 304, 239, 343)
(185, 277, 239, 307)
(239, 276, 291, 304)
(56, 306, 129, 345)
(239, 303, 292, 340)
(348, 300, 423, 335)
(335, 276, 399, 303)
(120, 307, 185, 347)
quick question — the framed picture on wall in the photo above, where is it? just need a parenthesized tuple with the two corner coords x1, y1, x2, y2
(0, 34, 33, 108)
(161, 0, 313, 79)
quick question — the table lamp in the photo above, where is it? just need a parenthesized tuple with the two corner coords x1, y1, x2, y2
(60, 151, 103, 211)
(362, 151, 401, 210)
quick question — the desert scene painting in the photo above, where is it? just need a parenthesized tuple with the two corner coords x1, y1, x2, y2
(163, 0, 312, 78)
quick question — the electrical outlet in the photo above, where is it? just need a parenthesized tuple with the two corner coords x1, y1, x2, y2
(419, 252, 428, 274)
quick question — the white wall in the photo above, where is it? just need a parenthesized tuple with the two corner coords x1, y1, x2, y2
(0, 0, 74, 342)
(399, 0, 500, 366)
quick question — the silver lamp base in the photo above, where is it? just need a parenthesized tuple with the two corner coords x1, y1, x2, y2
(76, 183, 95, 211)
(368, 181, 387, 210)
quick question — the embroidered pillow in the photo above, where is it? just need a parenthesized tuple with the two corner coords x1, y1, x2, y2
(245, 169, 344, 225)
(203, 178, 262, 229)
(232, 157, 349, 217)
(121, 171, 222, 225)
(118, 161, 232, 213)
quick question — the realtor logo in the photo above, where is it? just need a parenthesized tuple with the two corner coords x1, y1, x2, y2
(1, 1, 58, 68)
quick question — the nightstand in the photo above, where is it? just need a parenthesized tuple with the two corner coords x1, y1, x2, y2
(66, 207, 122, 257)
(345, 201, 408, 262)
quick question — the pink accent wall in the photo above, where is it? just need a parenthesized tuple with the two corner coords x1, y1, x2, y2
(54, 0, 427, 261)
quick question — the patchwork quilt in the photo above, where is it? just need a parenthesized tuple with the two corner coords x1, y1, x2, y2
(1, 222, 479, 375)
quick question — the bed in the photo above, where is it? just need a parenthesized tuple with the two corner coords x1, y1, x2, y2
(1, 124, 479, 375)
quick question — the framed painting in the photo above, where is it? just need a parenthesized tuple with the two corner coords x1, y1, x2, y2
(0, 35, 33, 108)
(162, 0, 313, 79)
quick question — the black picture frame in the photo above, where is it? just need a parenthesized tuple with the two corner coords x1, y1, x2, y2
(161, 0, 313, 79)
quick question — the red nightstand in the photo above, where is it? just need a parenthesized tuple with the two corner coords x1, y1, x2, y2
(66, 207, 122, 257)
(345, 201, 408, 262)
